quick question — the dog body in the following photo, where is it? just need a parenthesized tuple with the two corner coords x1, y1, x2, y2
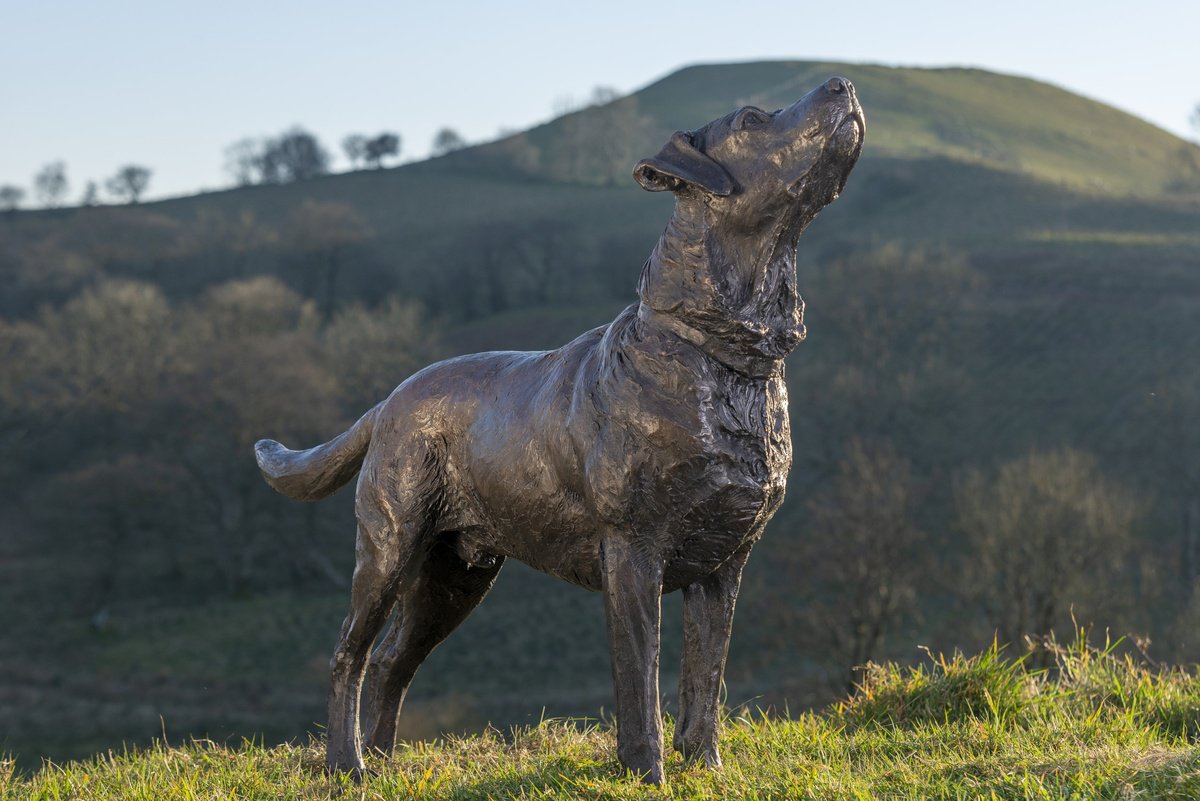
(352, 306, 787, 592)
(256, 77, 863, 783)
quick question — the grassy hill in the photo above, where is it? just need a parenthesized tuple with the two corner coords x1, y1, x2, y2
(522, 60, 1200, 196)
(2, 59, 1200, 770)
(5, 643, 1200, 799)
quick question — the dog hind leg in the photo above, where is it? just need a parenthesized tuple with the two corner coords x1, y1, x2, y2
(363, 536, 505, 754)
(325, 452, 440, 778)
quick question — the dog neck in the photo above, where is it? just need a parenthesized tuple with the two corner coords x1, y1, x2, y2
(635, 195, 806, 378)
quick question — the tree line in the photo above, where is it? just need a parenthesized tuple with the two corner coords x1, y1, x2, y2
(0, 84, 663, 211)
(0, 126, 471, 211)
(1, 206, 440, 600)
(0, 162, 152, 210)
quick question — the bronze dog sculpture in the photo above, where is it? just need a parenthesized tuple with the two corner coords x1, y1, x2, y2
(255, 76, 864, 783)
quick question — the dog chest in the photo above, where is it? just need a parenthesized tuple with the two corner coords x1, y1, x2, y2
(586, 358, 791, 558)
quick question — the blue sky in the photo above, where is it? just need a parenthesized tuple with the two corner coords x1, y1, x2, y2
(2, 0, 1197, 201)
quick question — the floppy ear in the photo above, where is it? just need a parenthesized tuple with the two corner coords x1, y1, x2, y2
(633, 131, 734, 196)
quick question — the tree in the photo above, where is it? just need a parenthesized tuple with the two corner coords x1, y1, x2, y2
(323, 297, 441, 409)
(105, 165, 152, 203)
(431, 127, 466, 157)
(34, 162, 69, 208)
(165, 277, 341, 594)
(489, 131, 541, 175)
(546, 90, 658, 185)
(589, 86, 621, 105)
(224, 137, 264, 186)
(0, 185, 23, 212)
(342, 134, 368, 169)
(363, 132, 400, 169)
(1171, 103, 1200, 191)
(34, 455, 191, 614)
(793, 439, 927, 688)
(1131, 372, 1200, 607)
(955, 448, 1141, 649)
(80, 181, 99, 206)
(22, 279, 174, 416)
(174, 207, 279, 287)
(260, 128, 330, 183)
(791, 244, 983, 473)
(285, 200, 373, 324)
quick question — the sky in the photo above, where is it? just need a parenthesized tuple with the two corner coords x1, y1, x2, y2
(2, 0, 1198, 203)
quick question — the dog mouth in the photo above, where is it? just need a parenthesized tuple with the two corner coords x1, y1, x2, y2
(831, 111, 865, 162)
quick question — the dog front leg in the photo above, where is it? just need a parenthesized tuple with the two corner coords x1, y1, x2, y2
(674, 544, 752, 768)
(601, 535, 665, 784)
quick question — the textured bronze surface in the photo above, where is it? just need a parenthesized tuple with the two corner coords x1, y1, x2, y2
(255, 76, 864, 783)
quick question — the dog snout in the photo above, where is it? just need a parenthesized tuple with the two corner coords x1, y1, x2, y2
(824, 77, 856, 99)
(820, 77, 859, 107)
(823, 77, 863, 129)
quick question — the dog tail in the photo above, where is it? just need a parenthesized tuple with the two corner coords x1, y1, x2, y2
(254, 404, 381, 501)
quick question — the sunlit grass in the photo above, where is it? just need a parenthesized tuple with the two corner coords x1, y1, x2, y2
(5, 634, 1200, 800)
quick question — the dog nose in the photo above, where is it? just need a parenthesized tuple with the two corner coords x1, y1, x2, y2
(824, 77, 850, 95)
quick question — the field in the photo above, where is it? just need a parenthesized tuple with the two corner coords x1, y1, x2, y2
(5, 640, 1200, 800)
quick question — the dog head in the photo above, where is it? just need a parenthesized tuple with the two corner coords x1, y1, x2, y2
(634, 77, 864, 235)
(632, 78, 865, 366)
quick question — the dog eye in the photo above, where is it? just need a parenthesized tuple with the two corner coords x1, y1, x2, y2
(733, 107, 772, 131)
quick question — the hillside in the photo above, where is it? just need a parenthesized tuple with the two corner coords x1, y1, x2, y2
(5, 644, 1200, 799)
(2, 59, 1200, 769)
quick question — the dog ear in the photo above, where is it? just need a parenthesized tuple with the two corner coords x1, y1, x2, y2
(633, 132, 734, 196)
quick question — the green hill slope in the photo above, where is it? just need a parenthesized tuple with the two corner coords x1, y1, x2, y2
(478, 59, 1198, 197)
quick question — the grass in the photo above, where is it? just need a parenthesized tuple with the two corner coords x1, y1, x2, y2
(6, 636, 1200, 800)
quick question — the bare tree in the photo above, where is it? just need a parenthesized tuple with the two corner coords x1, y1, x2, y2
(363, 132, 400, 169)
(0, 185, 24, 212)
(260, 128, 330, 183)
(589, 86, 621, 105)
(23, 279, 174, 415)
(80, 181, 100, 206)
(166, 277, 341, 593)
(35, 455, 190, 615)
(224, 137, 264, 186)
(342, 134, 368, 170)
(34, 162, 69, 208)
(795, 439, 926, 688)
(105, 165, 152, 204)
(1191, 102, 1200, 139)
(794, 244, 983, 473)
(489, 131, 541, 175)
(552, 95, 582, 116)
(547, 90, 658, 185)
(285, 200, 373, 324)
(431, 127, 466, 157)
(323, 297, 441, 409)
(1133, 373, 1200, 595)
(955, 447, 1141, 649)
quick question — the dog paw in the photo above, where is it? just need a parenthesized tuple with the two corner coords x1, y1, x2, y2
(325, 757, 376, 781)
(674, 731, 721, 769)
